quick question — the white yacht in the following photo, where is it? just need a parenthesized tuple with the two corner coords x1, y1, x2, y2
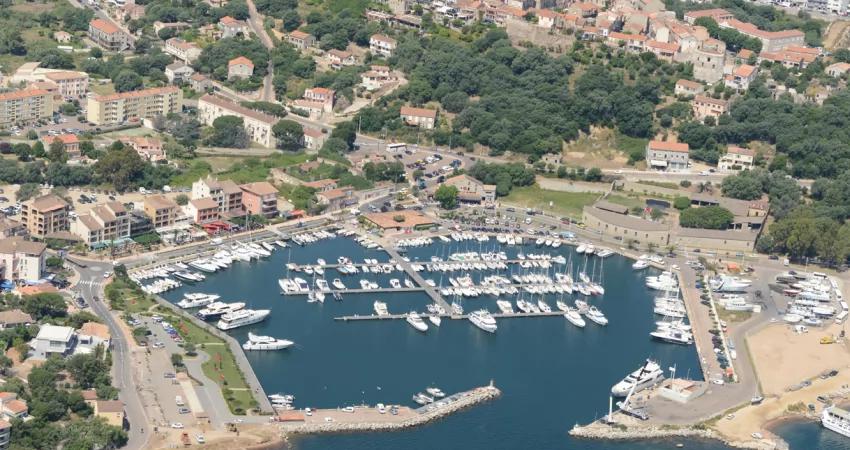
(611, 359, 664, 397)
(537, 300, 552, 313)
(426, 387, 446, 398)
(242, 332, 294, 351)
(496, 300, 514, 314)
(406, 312, 428, 332)
(576, 244, 587, 254)
(564, 307, 586, 328)
(822, 406, 850, 438)
(585, 306, 608, 326)
(177, 294, 219, 309)
(374, 301, 389, 316)
(216, 309, 270, 330)
(710, 275, 752, 293)
(332, 278, 346, 290)
(261, 242, 275, 252)
(197, 301, 245, 320)
(632, 258, 650, 270)
(516, 299, 533, 313)
(428, 315, 442, 327)
(650, 327, 693, 345)
(468, 309, 498, 333)
(316, 279, 331, 292)
(555, 300, 568, 312)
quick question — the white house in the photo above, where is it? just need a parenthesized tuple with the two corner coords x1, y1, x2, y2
(29, 324, 77, 359)
(0, 239, 46, 282)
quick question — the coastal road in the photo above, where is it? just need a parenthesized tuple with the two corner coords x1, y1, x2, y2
(74, 262, 151, 450)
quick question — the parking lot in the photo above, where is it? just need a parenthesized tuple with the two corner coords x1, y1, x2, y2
(349, 144, 465, 188)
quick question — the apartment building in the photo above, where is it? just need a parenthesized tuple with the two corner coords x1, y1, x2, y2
(197, 94, 276, 147)
(718, 146, 755, 172)
(185, 198, 220, 223)
(0, 238, 46, 282)
(191, 175, 244, 214)
(86, 86, 183, 126)
(43, 71, 89, 99)
(88, 19, 130, 51)
(240, 182, 279, 218)
(0, 89, 54, 128)
(646, 140, 690, 171)
(163, 38, 202, 63)
(720, 19, 804, 52)
(70, 201, 131, 247)
(370, 34, 397, 58)
(400, 106, 437, 129)
(20, 194, 69, 238)
(143, 195, 180, 229)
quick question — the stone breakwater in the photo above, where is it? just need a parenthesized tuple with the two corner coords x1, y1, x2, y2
(570, 420, 786, 450)
(282, 386, 501, 434)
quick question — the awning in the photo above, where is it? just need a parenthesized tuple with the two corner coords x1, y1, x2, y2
(649, 160, 668, 167)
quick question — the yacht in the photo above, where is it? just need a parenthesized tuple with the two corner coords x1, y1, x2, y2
(428, 315, 442, 327)
(426, 387, 446, 398)
(406, 312, 429, 332)
(294, 278, 310, 293)
(517, 299, 533, 313)
(404, 279, 415, 288)
(585, 306, 608, 326)
(632, 258, 650, 270)
(822, 406, 850, 438)
(575, 299, 588, 312)
(177, 294, 218, 309)
(710, 275, 752, 293)
(374, 301, 389, 316)
(537, 300, 552, 313)
(412, 393, 434, 405)
(611, 359, 664, 397)
(390, 279, 402, 289)
(650, 327, 693, 345)
(261, 242, 275, 252)
(576, 244, 587, 254)
(316, 279, 331, 292)
(451, 301, 463, 315)
(216, 309, 271, 330)
(468, 310, 498, 333)
(564, 307, 586, 328)
(197, 302, 245, 320)
(242, 332, 294, 351)
(332, 278, 346, 290)
(496, 300, 514, 314)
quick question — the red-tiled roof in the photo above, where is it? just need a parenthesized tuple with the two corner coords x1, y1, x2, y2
(90, 19, 119, 34)
(649, 140, 689, 153)
(228, 56, 253, 67)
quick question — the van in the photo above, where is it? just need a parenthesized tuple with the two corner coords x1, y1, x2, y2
(175, 395, 185, 406)
(836, 311, 848, 324)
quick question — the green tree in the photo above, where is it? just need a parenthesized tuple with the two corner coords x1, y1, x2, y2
(93, 145, 147, 191)
(679, 206, 734, 230)
(272, 119, 304, 152)
(206, 115, 249, 148)
(16, 183, 41, 202)
(47, 139, 68, 163)
(22, 293, 68, 320)
(434, 184, 459, 209)
(175, 194, 189, 205)
(673, 196, 691, 210)
(113, 70, 143, 92)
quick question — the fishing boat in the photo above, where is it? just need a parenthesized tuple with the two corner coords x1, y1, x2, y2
(242, 332, 294, 351)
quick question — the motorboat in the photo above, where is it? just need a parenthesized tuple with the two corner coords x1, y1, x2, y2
(555, 300, 568, 312)
(564, 307, 586, 328)
(406, 312, 428, 332)
(650, 327, 693, 345)
(517, 299, 533, 313)
(632, 258, 650, 270)
(390, 279, 402, 289)
(197, 301, 245, 320)
(177, 294, 218, 309)
(216, 309, 270, 330)
(585, 306, 608, 326)
(242, 332, 294, 350)
(412, 393, 433, 405)
(611, 359, 664, 397)
(468, 309, 497, 333)
(428, 315, 442, 327)
(332, 278, 346, 290)
(316, 279, 331, 292)
(374, 301, 389, 316)
(451, 301, 463, 315)
(426, 387, 446, 398)
(496, 300, 514, 314)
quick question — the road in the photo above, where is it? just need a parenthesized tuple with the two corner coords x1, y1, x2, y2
(74, 262, 150, 450)
(244, 0, 275, 102)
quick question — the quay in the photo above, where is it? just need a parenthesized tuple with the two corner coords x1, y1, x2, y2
(281, 287, 425, 295)
(382, 244, 453, 313)
(278, 384, 501, 434)
(334, 311, 567, 321)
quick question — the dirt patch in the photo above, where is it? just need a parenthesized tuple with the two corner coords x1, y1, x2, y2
(562, 127, 630, 169)
(150, 423, 282, 450)
(824, 20, 850, 50)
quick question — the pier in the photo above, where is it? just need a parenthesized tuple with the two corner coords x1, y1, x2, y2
(334, 311, 568, 321)
(382, 244, 453, 313)
(281, 287, 425, 295)
(278, 384, 501, 434)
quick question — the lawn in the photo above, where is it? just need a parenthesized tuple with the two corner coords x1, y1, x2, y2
(104, 278, 156, 314)
(90, 82, 116, 96)
(504, 185, 599, 219)
(605, 194, 646, 211)
(218, 152, 311, 184)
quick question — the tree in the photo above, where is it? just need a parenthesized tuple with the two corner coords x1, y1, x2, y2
(175, 194, 189, 205)
(47, 139, 68, 163)
(679, 206, 734, 230)
(93, 145, 146, 191)
(721, 171, 764, 200)
(113, 70, 143, 92)
(46, 256, 64, 269)
(272, 120, 304, 151)
(16, 183, 41, 202)
(22, 293, 68, 320)
(434, 184, 459, 209)
(673, 196, 691, 210)
(330, 121, 356, 150)
(206, 116, 249, 148)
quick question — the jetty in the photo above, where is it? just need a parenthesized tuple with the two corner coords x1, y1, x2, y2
(277, 384, 501, 434)
(334, 311, 567, 321)
(569, 415, 720, 441)
(382, 244, 453, 313)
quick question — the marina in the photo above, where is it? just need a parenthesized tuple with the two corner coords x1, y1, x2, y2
(151, 230, 706, 450)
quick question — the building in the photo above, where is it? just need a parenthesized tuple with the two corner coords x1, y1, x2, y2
(128, 211, 153, 237)
(826, 62, 850, 77)
(303, 87, 335, 112)
(674, 228, 759, 255)
(0, 218, 25, 239)
(683, 8, 734, 24)
(0, 309, 34, 329)
(197, 94, 276, 148)
(227, 56, 254, 80)
(0, 419, 9, 449)
(218, 16, 250, 38)
(41, 134, 81, 160)
(29, 324, 76, 359)
(327, 49, 356, 69)
(86, 86, 183, 126)
(675, 79, 704, 96)
(689, 39, 726, 83)
(692, 95, 729, 121)
(725, 64, 757, 91)
(400, 106, 437, 129)
(165, 62, 195, 84)
(361, 65, 396, 91)
(582, 201, 671, 247)
(88, 19, 130, 51)
(758, 46, 819, 69)
(720, 19, 804, 53)
(94, 400, 125, 427)
(0, 89, 54, 128)
(240, 182, 278, 218)
(185, 197, 221, 223)
(646, 140, 689, 171)
(143, 195, 179, 229)
(78, 322, 111, 354)
(291, 99, 326, 119)
(54, 31, 72, 43)
(302, 178, 338, 192)
(120, 136, 166, 162)
(718, 146, 755, 172)
(302, 127, 325, 150)
(21, 194, 69, 238)
(828, 0, 849, 14)
(0, 239, 46, 282)
(364, 210, 436, 231)
(0, 393, 28, 421)
(286, 30, 315, 49)
(645, 40, 679, 62)
(441, 174, 496, 204)
(191, 175, 244, 215)
(43, 71, 89, 99)
(317, 187, 355, 211)
(370, 34, 398, 58)
(190, 73, 213, 92)
(163, 38, 202, 64)
(70, 201, 131, 247)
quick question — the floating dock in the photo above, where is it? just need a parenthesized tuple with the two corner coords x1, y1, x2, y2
(334, 311, 568, 321)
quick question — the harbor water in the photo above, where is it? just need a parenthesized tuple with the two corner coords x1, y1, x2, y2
(162, 236, 731, 450)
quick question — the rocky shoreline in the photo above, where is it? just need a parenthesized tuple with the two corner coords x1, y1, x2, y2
(569, 420, 788, 450)
(281, 386, 501, 434)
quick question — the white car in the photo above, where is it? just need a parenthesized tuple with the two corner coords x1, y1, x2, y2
(196, 435, 205, 443)
(712, 379, 725, 385)
(152, 342, 165, 349)
(170, 422, 184, 429)
(103, 271, 112, 279)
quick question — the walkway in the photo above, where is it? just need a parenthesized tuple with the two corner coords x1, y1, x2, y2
(381, 243, 452, 313)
